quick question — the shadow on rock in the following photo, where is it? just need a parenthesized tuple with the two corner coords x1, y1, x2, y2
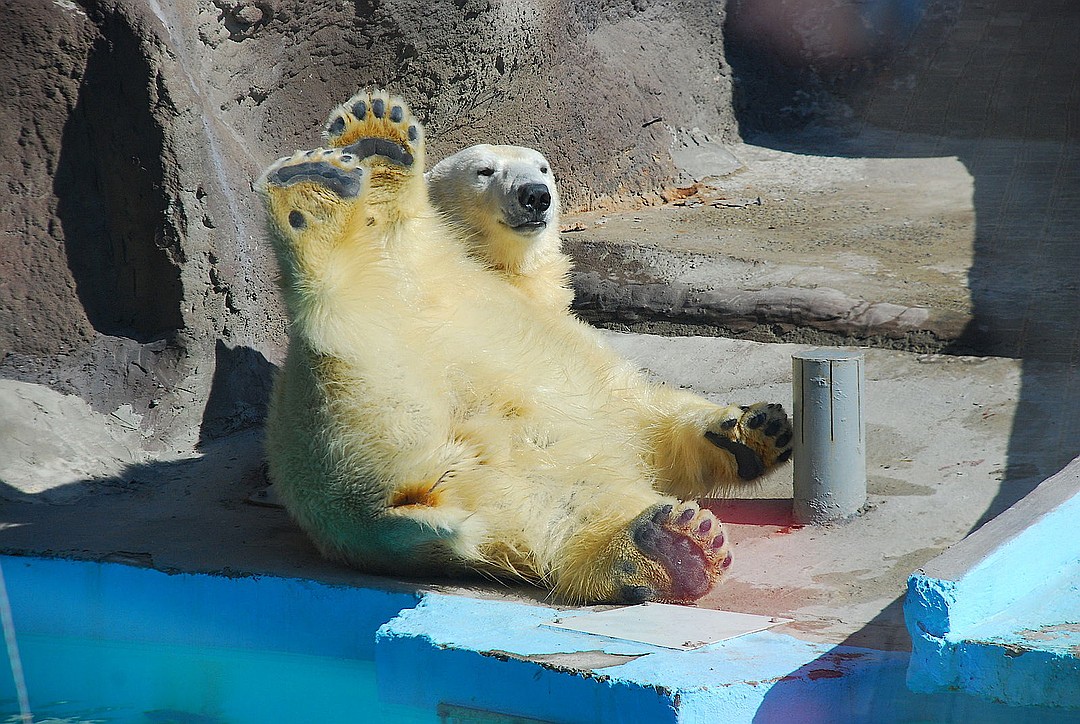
(199, 342, 277, 445)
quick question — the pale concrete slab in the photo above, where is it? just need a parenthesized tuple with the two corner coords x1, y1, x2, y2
(603, 333, 1027, 651)
(0, 331, 1038, 654)
(564, 138, 976, 350)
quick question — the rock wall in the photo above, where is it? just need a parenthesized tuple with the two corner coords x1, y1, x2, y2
(0, 0, 738, 459)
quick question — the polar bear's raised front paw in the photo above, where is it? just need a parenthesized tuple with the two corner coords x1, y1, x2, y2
(704, 402, 792, 481)
(263, 148, 365, 198)
(258, 148, 368, 240)
(616, 501, 731, 604)
(324, 88, 423, 168)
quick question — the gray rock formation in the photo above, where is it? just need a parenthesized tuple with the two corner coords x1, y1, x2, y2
(0, 0, 738, 462)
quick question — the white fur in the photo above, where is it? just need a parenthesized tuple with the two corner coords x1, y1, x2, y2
(428, 144, 561, 275)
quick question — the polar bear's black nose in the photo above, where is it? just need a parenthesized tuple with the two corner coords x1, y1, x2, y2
(518, 183, 551, 214)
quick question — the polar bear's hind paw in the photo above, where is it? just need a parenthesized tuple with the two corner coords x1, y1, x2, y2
(620, 501, 731, 604)
(324, 88, 422, 168)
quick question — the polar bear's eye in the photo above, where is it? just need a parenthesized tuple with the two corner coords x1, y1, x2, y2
(477, 167, 495, 177)
(540, 166, 549, 174)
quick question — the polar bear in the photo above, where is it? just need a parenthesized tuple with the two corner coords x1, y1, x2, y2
(326, 111, 784, 499)
(261, 89, 792, 604)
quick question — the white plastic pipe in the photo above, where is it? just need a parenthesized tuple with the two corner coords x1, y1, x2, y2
(792, 349, 867, 524)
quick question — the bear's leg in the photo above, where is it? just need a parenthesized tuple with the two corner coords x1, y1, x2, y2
(323, 88, 424, 165)
(645, 395, 794, 499)
(553, 499, 732, 604)
(260, 101, 497, 572)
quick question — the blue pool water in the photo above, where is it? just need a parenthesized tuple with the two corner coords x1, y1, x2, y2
(0, 557, 437, 723)
(2, 633, 435, 723)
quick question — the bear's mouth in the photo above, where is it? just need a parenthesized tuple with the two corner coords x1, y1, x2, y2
(508, 220, 547, 233)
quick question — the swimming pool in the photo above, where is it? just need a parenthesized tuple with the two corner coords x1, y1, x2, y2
(0, 556, 432, 723)
(7, 633, 434, 722)
(4, 551, 1077, 723)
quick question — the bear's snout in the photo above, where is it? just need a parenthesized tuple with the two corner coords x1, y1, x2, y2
(517, 183, 552, 215)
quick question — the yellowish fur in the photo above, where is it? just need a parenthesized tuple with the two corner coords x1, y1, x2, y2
(418, 142, 787, 499)
(261, 90, 790, 603)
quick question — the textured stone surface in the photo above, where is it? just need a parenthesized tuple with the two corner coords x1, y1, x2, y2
(564, 143, 975, 351)
(0, 0, 739, 454)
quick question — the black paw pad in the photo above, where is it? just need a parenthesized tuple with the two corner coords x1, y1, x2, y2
(342, 138, 414, 167)
(704, 431, 767, 480)
(619, 585, 656, 604)
(747, 412, 767, 429)
(710, 531, 725, 550)
(631, 514, 711, 601)
(371, 98, 385, 118)
(352, 100, 367, 119)
(327, 116, 346, 136)
(270, 161, 363, 199)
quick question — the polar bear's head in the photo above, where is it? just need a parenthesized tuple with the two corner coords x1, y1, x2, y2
(428, 144, 560, 274)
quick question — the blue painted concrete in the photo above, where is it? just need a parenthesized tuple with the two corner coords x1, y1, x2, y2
(3, 553, 1077, 722)
(905, 459, 1080, 709)
(0, 555, 430, 722)
(377, 593, 1074, 723)
(0, 555, 419, 659)
(8, 631, 434, 722)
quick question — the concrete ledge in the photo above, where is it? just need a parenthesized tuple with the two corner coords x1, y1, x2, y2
(565, 237, 969, 351)
(905, 456, 1080, 708)
(376, 593, 1071, 723)
(376, 593, 897, 723)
